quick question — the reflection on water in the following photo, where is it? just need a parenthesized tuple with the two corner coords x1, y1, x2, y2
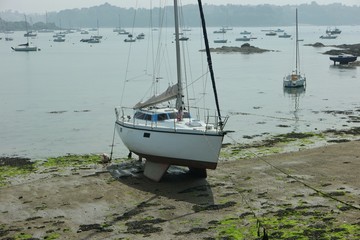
(283, 87, 306, 132)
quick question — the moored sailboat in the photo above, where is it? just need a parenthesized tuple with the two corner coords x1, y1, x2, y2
(12, 15, 38, 52)
(283, 9, 306, 88)
(114, 0, 229, 181)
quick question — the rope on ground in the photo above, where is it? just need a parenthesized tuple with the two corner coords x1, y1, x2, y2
(227, 134, 360, 211)
(251, 152, 360, 211)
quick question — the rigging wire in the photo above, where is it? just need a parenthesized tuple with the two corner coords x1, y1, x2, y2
(119, 1, 139, 106)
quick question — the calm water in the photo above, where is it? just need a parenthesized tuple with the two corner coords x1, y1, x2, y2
(1, 25, 359, 159)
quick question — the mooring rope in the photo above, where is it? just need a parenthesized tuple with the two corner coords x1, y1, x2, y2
(251, 150, 360, 211)
(224, 133, 360, 239)
(226, 134, 360, 211)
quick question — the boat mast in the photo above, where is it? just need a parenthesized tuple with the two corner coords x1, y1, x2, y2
(24, 15, 29, 45)
(295, 8, 299, 75)
(197, 0, 223, 127)
(173, 0, 183, 112)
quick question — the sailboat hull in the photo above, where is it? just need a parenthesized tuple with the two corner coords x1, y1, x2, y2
(283, 74, 306, 88)
(11, 46, 38, 52)
(116, 120, 224, 169)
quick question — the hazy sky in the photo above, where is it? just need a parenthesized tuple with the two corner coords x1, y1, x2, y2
(1, 0, 358, 14)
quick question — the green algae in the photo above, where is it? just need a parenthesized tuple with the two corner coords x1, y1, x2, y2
(0, 158, 35, 187)
(220, 131, 334, 162)
(0, 154, 107, 186)
(210, 203, 360, 240)
(14, 232, 34, 240)
(44, 232, 61, 240)
(41, 154, 101, 168)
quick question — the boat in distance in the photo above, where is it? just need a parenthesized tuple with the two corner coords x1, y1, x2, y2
(326, 27, 341, 34)
(320, 34, 337, 39)
(283, 9, 306, 88)
(330, 54, 357, 65)
(235, 36, 250, 41)
(11, 43, 38, 51)
(278, 32, 292, 38)
(12, 15, 38, 52)
(214, 39, 227, 43)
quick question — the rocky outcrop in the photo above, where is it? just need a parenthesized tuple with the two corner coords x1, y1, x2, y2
(202, 43, 273, 54)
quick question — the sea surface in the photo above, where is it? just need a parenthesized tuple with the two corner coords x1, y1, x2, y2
(1, 25, 359, 159)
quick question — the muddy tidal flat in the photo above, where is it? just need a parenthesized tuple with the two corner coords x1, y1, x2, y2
(1, 131, 360, 239)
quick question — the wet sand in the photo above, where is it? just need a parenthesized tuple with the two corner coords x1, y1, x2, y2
(1, 140, 360, 239)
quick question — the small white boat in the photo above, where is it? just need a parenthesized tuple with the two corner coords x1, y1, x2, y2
(91, 35, 102, 40)
(88, 37, 100, 43)
(274, 28, 285, 32)
(136, 33, 145, 40)
(24, 31, 37, 37)
(53, 33, 65, 38)
(223, 26, 233, 30)
(235, 36, 250, 41)
(320, 34, 337, 39)
(278, 32, 291, 38)
(240, 31, 251, 35)
(11, 43, 38, 52)
(284, 9, 306, 88)
(124, 34, 136, 42)
(53, 36, 65, 42)
(118, 29, 130, 35)
(326, 27, 341, 34)
(266, 31, 277, 36)
(214, 39, 227, 43)
(213, 28, 226, 34)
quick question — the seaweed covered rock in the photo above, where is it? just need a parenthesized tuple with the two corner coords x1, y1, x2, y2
(203, 44, 272, 54)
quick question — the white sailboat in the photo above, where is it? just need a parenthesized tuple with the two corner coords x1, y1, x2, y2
(12, 15, 38, 52)
(283, 9, 306, 88)
(114, 0, 229, 181)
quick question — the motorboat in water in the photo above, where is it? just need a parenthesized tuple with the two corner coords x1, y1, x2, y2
(330, 54, 357, 65)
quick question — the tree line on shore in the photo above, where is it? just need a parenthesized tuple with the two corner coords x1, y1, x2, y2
(1, 2, 359, 31)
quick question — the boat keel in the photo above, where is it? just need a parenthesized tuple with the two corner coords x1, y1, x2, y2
(188, 167, 207, 178)
(143, 160, 170, 182)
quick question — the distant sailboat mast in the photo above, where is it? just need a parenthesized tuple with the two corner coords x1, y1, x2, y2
(24, 15, 29, 45)
(295, 8, 300, 76)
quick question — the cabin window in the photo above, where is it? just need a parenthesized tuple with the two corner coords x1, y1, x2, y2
(157, 114, 168, 121)
(144, 114, 152, 121)
(183, 112, 191, 118)
(168, 112, 177, 119)
(134, 112, 145, 119)
(168, 111, 191, 119)
(143, 132, 150, 138)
